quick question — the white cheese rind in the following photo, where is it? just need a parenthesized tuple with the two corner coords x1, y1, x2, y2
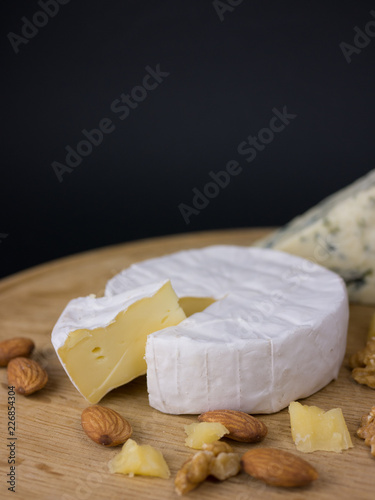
(253, 169, 375, 304)
(106, 246, 349, 415)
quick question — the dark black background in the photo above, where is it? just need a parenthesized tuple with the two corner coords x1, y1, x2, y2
(2, 0, 375, 279)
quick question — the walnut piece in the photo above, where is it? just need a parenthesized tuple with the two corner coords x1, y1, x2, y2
(175, 441, 240, 495)
(209, 452, 241, 481)
(202, 441, 233, 455)
(357, 406, 375, 457)
(349, 339, 375, 389)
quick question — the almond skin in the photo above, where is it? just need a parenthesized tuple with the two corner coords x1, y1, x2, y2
(198, 410, 267, 442)
(0, 337, 35, 367)
(241, 448, 318, 487)
(81, 405, 132, 447)
(7, 357, 48, 395)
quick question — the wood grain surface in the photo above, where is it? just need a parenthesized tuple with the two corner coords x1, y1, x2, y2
(0, 228, 374, 500)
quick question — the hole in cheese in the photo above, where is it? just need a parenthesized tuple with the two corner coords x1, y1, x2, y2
(179, 297, 216, 317)
(57, 281, 186, 404)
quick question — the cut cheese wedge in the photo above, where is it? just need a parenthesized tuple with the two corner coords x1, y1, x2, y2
(105, 246, 349, 414)
(51, 280, 186, 403)
(253, 169, 375, 304)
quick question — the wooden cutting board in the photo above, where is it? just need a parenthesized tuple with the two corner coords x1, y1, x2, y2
(1, 228, 374, 500)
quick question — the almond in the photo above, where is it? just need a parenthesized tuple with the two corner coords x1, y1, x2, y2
(0, 337, 35, 367)
(198, 410, 267, 442)
(81, 405, 132, 447)
(7, 357, 48, 395)
(241, 448, 318, 487)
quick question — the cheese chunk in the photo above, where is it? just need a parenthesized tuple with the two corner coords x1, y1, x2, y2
(105, 246, 349, 414)
(253, 169, 375, 304)
(51, 281, 186, 403)
(108, 439, 170, 478)
(289, 401, 353, 453)
(184, 422, 229, 449)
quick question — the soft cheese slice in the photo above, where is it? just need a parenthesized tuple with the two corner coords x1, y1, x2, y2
(105, 246, 349, 415)
(51, 280, 186, 403)
(253, 169, 375, 304)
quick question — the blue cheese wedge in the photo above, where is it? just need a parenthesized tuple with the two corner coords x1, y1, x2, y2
(105, 246, 349, 415)
(253, 169, 375, 304)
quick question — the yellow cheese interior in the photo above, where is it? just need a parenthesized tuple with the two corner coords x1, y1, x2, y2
(58, 281, 186, 404)
(179, 296, 216, 317)
(289, 401, 353, 453)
